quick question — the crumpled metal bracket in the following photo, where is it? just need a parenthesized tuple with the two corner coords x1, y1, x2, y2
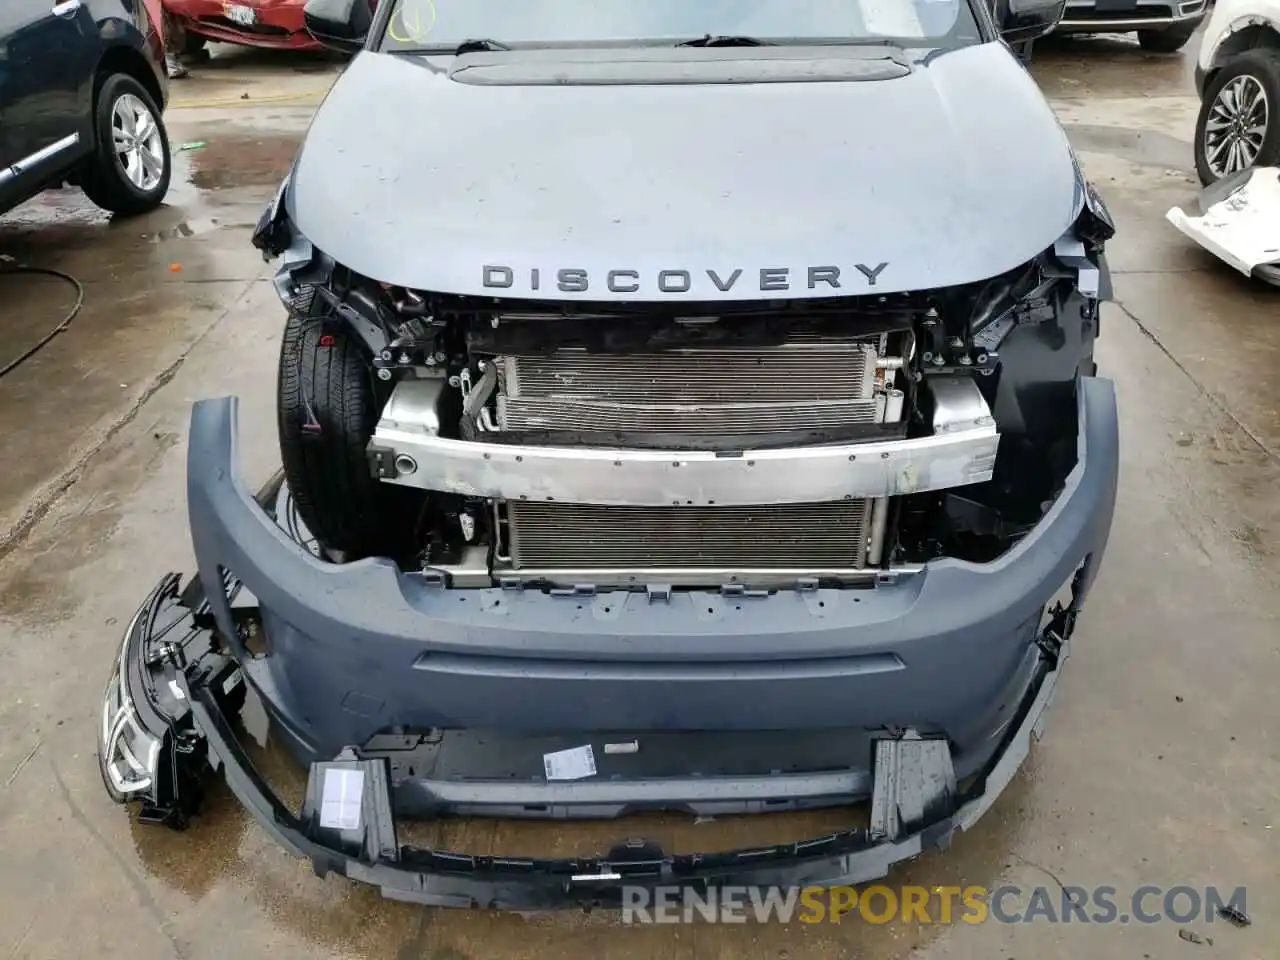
(1053, 236, 1102, 299)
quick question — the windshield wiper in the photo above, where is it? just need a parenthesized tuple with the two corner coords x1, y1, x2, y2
(676, 35, 774, 47)
(454, 38, 512, 54)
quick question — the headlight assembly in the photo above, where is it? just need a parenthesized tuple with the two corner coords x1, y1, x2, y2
(97, 611, 163, 800)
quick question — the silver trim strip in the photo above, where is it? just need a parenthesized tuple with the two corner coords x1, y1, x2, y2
(1056, 14, 1201, 29)
(373, 379, 999, 506)
(0, 133, 80, 187)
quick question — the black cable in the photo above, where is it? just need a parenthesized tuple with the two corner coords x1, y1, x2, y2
(0, 264, 86, 380)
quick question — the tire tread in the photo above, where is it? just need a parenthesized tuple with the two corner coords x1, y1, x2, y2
(277, 303, 407, 559)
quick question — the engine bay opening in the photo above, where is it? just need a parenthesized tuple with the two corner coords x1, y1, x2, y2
(275, 246, 1098, 590)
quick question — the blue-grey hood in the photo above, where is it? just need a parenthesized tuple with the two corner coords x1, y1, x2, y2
(288, 43, 1084, 301)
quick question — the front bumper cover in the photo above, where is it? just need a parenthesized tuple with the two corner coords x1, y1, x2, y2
(96, 376, 1118, 908)
(184, 379, 1116, 759)
(99, 566, 1080, 908)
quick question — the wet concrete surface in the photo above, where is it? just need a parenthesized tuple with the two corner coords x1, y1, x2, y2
(1, 33, 1278, 960)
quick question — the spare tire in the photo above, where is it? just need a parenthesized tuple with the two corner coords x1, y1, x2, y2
(277, 293, 417, 560)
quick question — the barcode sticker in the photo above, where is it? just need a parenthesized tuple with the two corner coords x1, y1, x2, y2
(542, 744, 597, 781)
(319, 768, 365, 830)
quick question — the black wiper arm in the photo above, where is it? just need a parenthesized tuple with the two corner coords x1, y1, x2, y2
(454, 38, 512, 54)
(676, 34, 774, 47)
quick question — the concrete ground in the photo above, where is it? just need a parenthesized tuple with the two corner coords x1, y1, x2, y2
(0, 33, 1277, 960)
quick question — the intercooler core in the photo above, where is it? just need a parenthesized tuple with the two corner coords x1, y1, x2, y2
(494, 334, 895, 581)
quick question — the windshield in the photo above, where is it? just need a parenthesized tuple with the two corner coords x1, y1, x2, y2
(377, 0, 983, 53)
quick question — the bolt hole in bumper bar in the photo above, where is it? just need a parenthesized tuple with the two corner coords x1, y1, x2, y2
(97, 378, 1117, 909)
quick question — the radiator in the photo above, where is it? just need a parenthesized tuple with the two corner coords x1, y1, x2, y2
(497, 333, 886, 579)
(507, 501, 871, 572)
(496, 336, 880, 438)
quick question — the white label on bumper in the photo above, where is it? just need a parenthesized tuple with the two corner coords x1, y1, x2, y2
(543, 744, 597, 781)
(320, 768, 365, 830)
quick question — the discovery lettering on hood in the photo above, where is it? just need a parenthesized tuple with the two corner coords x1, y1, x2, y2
(480, 263, 891, 294)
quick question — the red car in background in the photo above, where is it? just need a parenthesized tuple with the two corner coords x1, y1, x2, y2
(163, 0, 376, 53)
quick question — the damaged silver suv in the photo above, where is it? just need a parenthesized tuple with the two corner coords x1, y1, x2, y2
(98, 0, 1120, 910)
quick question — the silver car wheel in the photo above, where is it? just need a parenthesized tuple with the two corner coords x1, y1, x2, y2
(1203, 75, 1270, 180)
(111, 93, 166, 192)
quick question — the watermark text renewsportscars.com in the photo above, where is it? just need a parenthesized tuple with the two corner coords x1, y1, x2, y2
(621, 884, 1248, 925)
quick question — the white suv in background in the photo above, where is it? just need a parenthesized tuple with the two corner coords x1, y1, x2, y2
(1194, 0, 1280, 183)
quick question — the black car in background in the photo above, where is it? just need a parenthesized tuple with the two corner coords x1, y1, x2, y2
(0, 0, 172, 218)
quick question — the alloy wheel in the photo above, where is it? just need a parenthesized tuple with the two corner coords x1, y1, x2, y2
(111, 93, 166, 192)
(1203, 75, 1270, 180)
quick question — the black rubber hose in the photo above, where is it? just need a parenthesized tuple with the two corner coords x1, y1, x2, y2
(0, 264, 86, 380)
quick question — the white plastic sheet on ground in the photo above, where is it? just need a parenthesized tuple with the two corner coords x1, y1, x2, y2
(1166, 167, 1280, 285)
